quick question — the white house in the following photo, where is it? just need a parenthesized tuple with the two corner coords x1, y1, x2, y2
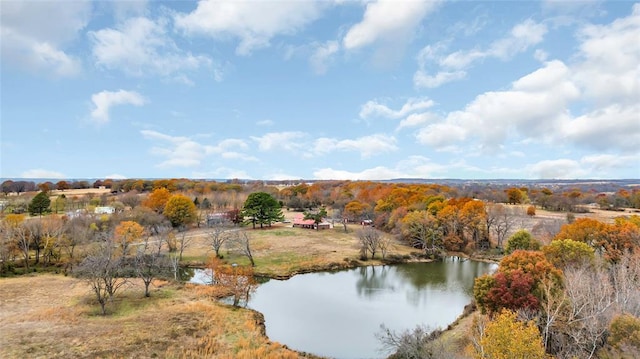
(94, 206, 115, 214)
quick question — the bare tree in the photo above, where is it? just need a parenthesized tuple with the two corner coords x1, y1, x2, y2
(378, 235, 392, 260)
(559, 263, 615, 359)
(73, 242, 128, 315)
(356, 226, 382, 259)
(487, 204, 516, 249)
(227, 231, 254, 266)
(176, 230, 194, 261)
(207, 222, 231, 258)
(134, 252, 172, 297)
(376, 324, 458, 359)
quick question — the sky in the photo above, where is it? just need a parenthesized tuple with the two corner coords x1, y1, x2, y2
(1, 0, 639, 181)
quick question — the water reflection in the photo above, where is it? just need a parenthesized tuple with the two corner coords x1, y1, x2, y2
(246, 258, 495, 359)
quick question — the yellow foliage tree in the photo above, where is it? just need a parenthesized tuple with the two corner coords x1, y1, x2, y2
(114, 220, 144, 256)
(474, 310, 547, 359)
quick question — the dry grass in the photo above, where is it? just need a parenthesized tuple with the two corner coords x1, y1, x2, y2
(0, 274, 305, 359)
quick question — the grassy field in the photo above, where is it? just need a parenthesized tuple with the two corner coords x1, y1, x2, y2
(0, 223, 418, 359)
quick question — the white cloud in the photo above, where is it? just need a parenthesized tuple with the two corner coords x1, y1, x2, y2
(0, 1, 90, 76)
(313, 156, 480, 180)
(413, 70, 466, 89)
(314, 134, 398, 158)
(90, 90, 147, 124)
(250, 132, 307, 152)
(142, 130, 254, 168)
(562, 104, 640, 153)
(525, 159, 588, 179)
(397, 112, 438, 130)
(257, 120, 274, 126)
(359, 97, 434, 119)
(573, 4, 640, 106)
(414, 19, 547, 88)
(314, 166, 403, 181)
(310, 40, 339, 74)
(581, 154, 640, 173)
(103, 173, 127, 180)
(416, 60, 580, 152)
(21, 169, 66, 179)
(174, 0, 326, 55)
(488, 19, 547, 59)
(343, 0, 439, 50)
(90, 17, 212, 78)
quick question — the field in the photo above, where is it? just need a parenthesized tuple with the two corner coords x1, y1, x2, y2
(0, 221, 419, 359)
(1, 206, 636, 358)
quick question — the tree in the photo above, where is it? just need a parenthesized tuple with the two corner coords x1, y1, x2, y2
(241, 192, 283, 229)
(472, 309, 547, 359)
(114, 221, 145, 257)
(28, 191, 51, 216)
(356, 226, 382, 260)
(526, 205, 536, 216)
(143, 187, 171, 213)
(211, 260, 258, 307)
(56, 180, 69, 191)
(163, 194, 197, 228)
(554, 218, 608, 246)
(542, 239, 594, 269)
(73, 243, 128, 315)
(303, 207, 327, 230)
(376, 324, 453, 359)
(400, 210, 443, 257)
(486, 204, 516, 249)
(504, 230, 540, 254)
(134, 251, 172, 297)
(227, 231, 255, 266)
(207, 223, 231, 258)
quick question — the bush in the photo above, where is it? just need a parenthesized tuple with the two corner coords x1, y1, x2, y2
(505, 230, 540, 254)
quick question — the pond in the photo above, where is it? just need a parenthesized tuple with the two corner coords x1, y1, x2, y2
(190, 257, 496, 359)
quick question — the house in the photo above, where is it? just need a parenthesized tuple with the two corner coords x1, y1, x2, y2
(95, 206, 115, 214)
(292, 213, 332, 230)
(360, 219, 374, 226)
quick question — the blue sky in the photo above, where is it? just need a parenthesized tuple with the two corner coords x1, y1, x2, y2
(1, 0, 638, 181)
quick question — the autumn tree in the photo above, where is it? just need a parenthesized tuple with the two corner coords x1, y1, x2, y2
(471, 309, 547, 359)
(28, 191, 51, 216)
(554, 218, 608, 246)
(209, 257, 258, 306)
(114, 220, 145, 257)
(241, 192, 283, 229)
(143, 187, 171, 213)
(504, 230, 540, 254)
(163, 194, 197, 228)
(400, 210, 443, 257)
(542, 239, 594, 269)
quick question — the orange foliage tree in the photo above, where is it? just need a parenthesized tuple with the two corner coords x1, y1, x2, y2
(143, 187, 172, 213)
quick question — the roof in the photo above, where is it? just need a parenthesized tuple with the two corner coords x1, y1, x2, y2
(293, 213, 317, 225)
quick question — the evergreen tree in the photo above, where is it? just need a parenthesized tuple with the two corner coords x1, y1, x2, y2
(28, 191, 51, 216)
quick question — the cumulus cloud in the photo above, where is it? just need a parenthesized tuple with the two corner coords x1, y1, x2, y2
(90, 90, 147, 124)
(0, 0, 90, 76)
(310, 40, 339, 74)
(250, 132, 307, 152)
(343, 0, 439, 50)
(21, 169, 66, 179)
(415, 60, 580, 152)
(89, 17, 212, 78)
(174, 0, 326, 55)
(359, 97, 434, 120)
(141, 130, 254, 168)
(313, 134, 398, 158)
(313, 156, 481, 180)
(414, 19, 547, 88)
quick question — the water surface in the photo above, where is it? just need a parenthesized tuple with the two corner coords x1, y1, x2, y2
(248, 258, 496, 359)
